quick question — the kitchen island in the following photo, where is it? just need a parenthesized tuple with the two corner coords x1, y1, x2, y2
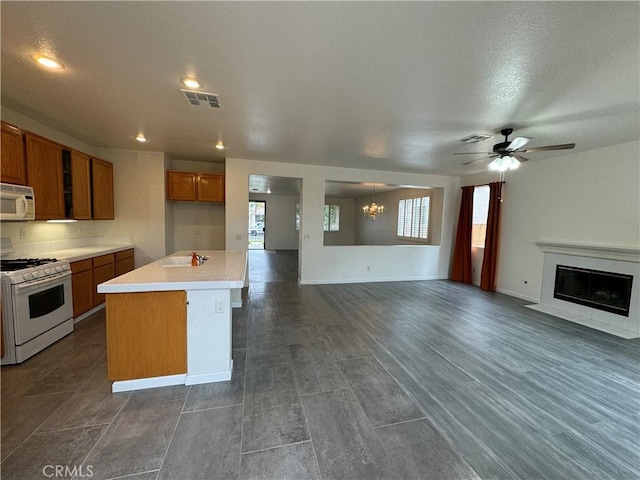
(97, 250, 247, 393)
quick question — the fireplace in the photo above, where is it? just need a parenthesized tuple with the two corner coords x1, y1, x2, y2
(554, 265, 633, 317)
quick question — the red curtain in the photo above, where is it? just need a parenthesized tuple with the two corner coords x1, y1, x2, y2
(450, 186, 474, 283)
(480, 182, 503, 291)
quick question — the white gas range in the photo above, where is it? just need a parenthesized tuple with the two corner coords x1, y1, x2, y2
(1, 252, 74, 365)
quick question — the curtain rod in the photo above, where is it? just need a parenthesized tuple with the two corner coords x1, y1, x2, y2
(460, 181, 505, 189)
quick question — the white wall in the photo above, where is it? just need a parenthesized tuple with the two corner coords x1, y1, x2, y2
(460, 141, 640, 302)
(173, 202, 226, 251)
(226, 158, 459, 284)
(164, 154, 175, 256)
(249, 193, 300, 250)
(94, 149, 169, 267)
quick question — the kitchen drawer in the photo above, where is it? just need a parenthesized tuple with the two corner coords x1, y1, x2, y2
(93, 253, 115, 268)
(93, 263, 115, 306)
(115, 249, 134, 262)
(70, 258, 92, 274)
(115, 257, 135, 276)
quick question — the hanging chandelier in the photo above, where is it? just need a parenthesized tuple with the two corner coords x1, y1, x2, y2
(362, 185, 384, 220)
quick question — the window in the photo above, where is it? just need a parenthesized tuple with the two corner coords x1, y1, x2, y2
(324, 205, 340, 231)
(397, 195, 430, 241)
(472, 186, 490, 248)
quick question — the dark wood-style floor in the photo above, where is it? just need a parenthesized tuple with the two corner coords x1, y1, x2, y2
(1, 249, 639, 479)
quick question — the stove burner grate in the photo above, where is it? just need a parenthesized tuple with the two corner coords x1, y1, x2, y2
(0, 258, 59, 271)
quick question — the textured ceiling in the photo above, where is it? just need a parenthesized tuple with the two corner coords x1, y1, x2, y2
(1, 2, 638, 177)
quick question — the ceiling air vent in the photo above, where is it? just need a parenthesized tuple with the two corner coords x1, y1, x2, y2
(181, 89, 220, 108)
(459, 134, 492, 143)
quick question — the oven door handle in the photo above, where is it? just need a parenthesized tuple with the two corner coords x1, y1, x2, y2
(13, 271, 71, 293)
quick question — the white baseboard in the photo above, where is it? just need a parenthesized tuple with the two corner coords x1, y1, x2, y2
(112, 374, 187, 393)
(299, 275, 444, 285)
(74, 304, 105, 324)
(496, 287, 539, 303)
(186, 366, 233, 385)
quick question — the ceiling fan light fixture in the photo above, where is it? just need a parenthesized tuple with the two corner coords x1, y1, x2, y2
(489, 155, 516, 172)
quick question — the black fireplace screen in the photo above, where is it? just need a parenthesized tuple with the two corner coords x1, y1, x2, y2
(554, 265, 633, 317)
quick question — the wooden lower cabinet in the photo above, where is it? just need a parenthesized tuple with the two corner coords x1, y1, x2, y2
(106, 291, 187, 381)
(71, 259, 94, 317)
(71, 249, 135, 319)
(115, 249, 135, 276)
(93, 255, 115, 307)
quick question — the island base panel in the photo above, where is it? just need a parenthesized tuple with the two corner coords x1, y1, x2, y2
(106, 291, 187, 381)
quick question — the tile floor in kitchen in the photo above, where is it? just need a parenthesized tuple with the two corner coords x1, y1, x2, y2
(1, 250, 639, 479)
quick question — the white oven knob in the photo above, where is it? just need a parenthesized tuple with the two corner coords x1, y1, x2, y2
(44, 268, 53, 275)
(55, 266, 63, 272)
(24, 273, 33, 281)
(33, 271, 43, 278)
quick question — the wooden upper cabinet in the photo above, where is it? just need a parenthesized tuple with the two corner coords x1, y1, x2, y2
(1, 122, 27, 185)
(167, 171, 196, 201)
(197, 173, 224, 203)
(25, 133, 65, 220)
(71, 150, 92, 220)
(91, 158, 114, 220)
(166, 171, 224, 203)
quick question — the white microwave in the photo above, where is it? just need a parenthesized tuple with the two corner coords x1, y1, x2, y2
(0, 183, 35, 221)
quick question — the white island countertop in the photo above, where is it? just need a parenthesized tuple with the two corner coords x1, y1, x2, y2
(97, 250, 247, 293)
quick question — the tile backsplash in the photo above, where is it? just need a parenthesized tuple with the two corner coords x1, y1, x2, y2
(0, 221, 131, 256)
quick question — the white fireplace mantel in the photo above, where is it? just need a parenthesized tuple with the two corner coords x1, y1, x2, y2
(530, 240, 640, 338)
(535, 241, 640, 263)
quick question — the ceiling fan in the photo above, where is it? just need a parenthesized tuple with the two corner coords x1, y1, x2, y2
(454, 128, 575, 170)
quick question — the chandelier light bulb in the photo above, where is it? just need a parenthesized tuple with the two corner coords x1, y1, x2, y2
(362, 186, 384, 220)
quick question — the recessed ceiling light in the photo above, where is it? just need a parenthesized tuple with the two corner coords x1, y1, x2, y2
(215, 142, 225, 150)
(32, 54, 64, 70)
(136, 134, 147, 143)
(181, 77, 201, 89)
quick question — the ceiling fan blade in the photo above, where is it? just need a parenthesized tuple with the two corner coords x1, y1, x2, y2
(513, 153, 530, 163)
(506, 136, 531, 151)
(520, 143, 576, 153)
(453, 152, 492, 155)
(462, 155, 497, 166)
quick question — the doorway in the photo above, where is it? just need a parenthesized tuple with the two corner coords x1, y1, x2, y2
(248, 201, 265, 250)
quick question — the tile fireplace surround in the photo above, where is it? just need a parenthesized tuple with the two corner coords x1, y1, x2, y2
(528, 241, 640, 339)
